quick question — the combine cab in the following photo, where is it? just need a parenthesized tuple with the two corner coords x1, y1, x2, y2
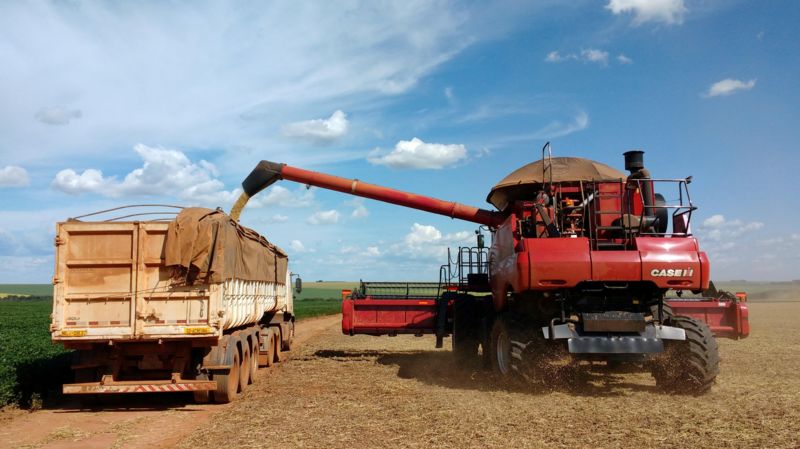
(238, 145, 747, 393)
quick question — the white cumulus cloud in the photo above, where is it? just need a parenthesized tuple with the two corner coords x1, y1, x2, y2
(51, 144, 223, 200)
(256, 185, 316, 208)
(368, 137, 467, 169)
(307, 210, 341, 225)
(289, 240, 307, 253)
(282, 110, 349, 144)
(546, 49, 624, 66)
(35, 106, 82, 125)
(606, 0, 686, 25)
(704, 78, 757, 98)
(581, 49, 609, 65)
(703, 214, 726, 227)
(0, 166, 30, 187)
(51, 168, 108, 194)
(347, 198, 369, 219)
(49, 143, 317, 209)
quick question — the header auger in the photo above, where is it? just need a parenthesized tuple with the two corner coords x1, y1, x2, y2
(237, 147, 748, 393)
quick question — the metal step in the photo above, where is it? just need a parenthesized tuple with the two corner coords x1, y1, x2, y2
(595, 241, 626, 249)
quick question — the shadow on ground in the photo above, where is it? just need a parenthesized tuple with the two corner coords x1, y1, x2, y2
(314, 349, 666, 397)
(10, 353, 203, 412)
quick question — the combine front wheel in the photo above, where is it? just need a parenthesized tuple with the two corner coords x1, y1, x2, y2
(452, 296, 480, 363)
(652, 316, 720, 394)
(490, 315, 513, 377)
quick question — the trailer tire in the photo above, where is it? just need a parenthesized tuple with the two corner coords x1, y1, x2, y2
(239, 345, 251, 392)
(213, 351, 240, 403)
(452, 296, 479, 363)
(193, 373, 211, 403)
(490, 315, 513, 377)
(281, 321, 294, 352)
(264, 329, 276, 367)
(652, 316, 719, 394)
(248, 335, 260, 383)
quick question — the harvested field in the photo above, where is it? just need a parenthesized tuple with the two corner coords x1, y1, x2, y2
(181, 300, 800, 449)
(2, 301, 798, 449)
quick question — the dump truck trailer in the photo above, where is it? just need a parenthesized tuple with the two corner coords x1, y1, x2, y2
(50, 207, 295, 403)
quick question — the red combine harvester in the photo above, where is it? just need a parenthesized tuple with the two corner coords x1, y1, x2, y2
(240, 147, 748, 393)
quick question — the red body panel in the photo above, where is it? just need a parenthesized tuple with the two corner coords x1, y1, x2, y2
(590, 250, 642, 281)
(528, 238, 592, 287)
(638, 237, 703, 289)
(667, 298, 750, 339)
(491, 235, 706, 298)
(341, 298, 439, 336)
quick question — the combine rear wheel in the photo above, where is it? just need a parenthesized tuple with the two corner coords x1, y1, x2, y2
(652, 316, 719, 394)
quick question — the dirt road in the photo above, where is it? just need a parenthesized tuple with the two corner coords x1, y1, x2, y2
(3, 302, 800, 449)
(0, 315, 340, 449)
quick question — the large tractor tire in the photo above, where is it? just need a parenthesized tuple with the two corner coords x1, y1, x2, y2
(489, 315, 513, 377)
(652, 316, 720, 394)
(651, 302, 674, 324)
(452, 296, 480, 363)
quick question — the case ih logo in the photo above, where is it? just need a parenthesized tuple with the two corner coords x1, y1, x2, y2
(650, 268, 694, 277)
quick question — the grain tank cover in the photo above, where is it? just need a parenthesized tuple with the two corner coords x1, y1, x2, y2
(164, 207, 288, 285)
(487, 157, 626, 210)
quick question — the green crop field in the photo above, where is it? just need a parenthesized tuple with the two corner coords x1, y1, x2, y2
(0, 297, 70, 407)
(295, 281, 358, 301)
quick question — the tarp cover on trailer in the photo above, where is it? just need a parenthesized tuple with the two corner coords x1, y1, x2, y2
(165, 207, 287, 285)
(487, 157, 627, 210)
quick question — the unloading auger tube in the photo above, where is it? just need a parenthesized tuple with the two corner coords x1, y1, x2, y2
(234, 160, 506, 227)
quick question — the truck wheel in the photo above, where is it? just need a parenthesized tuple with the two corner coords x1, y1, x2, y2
(274, 328, 284, 363)
(652, 316, 719, 394)
(281, 322, 294, 351)
(239, 345, 251, 392)
(490, 316, 513, 377)
(193, 373, 211, 403)
(213, 351, 240, 403)
(265, 329, 276, 367)
(452, 297, 479, 363)
(249, 336, 259, 384)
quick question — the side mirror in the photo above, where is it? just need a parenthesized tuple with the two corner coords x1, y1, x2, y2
(294, 277, 303, 294)
(476, 233, 485, 249)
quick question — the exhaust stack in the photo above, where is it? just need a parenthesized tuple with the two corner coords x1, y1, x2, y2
(623, 150, 654, 217)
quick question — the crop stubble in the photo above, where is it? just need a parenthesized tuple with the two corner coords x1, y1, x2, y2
(180, 301, 800, 449)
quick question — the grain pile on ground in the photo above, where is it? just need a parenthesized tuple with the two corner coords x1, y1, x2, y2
(181, 301, 800, 449)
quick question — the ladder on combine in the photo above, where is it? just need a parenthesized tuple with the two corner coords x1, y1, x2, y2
(588, 179, 632, 251)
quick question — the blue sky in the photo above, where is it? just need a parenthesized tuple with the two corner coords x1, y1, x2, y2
(1, 0, 798, 283)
